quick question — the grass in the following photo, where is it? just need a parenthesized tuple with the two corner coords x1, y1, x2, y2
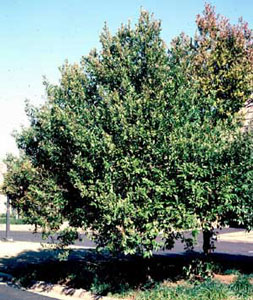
(133, 277, 253, 300)
(0, 217, 25, 224)
(0, 213, 25, 224)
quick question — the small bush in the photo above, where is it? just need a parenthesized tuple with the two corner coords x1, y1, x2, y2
(183, 259, 220, 281)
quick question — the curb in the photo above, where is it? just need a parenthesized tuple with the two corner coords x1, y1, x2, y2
(0, 269, 121, 299)
(0, 271, 13, 282)
(0, 279, 124, 300)
(28, 281, 124, 300)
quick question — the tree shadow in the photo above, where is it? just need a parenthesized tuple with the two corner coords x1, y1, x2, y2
(0, 248, 252, 296)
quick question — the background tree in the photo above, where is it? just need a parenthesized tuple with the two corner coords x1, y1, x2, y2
(2, 6, 253, 256)
(170, 3, 253, 120)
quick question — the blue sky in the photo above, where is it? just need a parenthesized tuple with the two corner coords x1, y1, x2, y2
(0, 0, 252, 158)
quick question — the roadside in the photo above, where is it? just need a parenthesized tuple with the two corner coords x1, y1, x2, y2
(27, 283, 116, 300)
(0, 227, 252, 300)
(0, 283, 58, 300)
(0, 282, 116, 300)
(0, 240, 113, 300)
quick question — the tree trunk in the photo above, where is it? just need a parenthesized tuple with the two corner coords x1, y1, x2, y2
(203, 229, 212, 255)
(5, 196, 13, 241)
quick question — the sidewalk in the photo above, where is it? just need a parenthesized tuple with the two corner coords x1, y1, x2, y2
(218, 231, 253, 243)
(0, 223, 85, 233)
(0, 224, 36, 232)
(0, 240, 42, 257)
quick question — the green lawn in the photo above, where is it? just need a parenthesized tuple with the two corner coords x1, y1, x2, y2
(0, 216, 25, 225)
(131, 276, 253, 300)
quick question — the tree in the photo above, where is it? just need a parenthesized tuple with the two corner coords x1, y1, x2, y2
(3, 12, 197, 256)
(170, 3, 253, 120)
(2, 6, 253, 256)
(169, 3, 253, 252)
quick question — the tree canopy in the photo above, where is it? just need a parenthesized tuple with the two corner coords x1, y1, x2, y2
(2, 5, 253, 256)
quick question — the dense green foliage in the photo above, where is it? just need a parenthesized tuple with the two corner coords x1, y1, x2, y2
(2, 5, 253, 255)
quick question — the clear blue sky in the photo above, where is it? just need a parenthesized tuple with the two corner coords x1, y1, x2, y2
(0, 0, 252, 158)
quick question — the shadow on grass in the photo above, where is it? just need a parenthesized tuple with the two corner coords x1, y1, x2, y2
(0, 248, 252, 296)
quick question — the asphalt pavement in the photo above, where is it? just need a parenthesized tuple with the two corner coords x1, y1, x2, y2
(0, 284, 57, 300)
(0, 228, 252, 300)
(0, 230, 96, 248)
(0, 228, 252, 256)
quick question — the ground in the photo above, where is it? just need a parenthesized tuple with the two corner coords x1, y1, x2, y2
(0, 227, 252, 300)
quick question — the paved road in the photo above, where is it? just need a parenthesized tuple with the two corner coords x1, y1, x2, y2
(0, 228, 252, 256)
(0, 228, 252, 300)
(0, 230, 95, 248)
(158, 228, 253, 257)
(0, 284, 57, 300)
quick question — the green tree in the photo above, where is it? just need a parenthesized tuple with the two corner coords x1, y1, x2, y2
(3, 12, 197, 256)
(169, 4, 253, 252)
(170, 3, 253, 120)
(2, 7, 253, 256)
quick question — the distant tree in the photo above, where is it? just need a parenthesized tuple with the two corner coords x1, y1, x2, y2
(2, 6, 253, 256)
(170, 3, 253, 120)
